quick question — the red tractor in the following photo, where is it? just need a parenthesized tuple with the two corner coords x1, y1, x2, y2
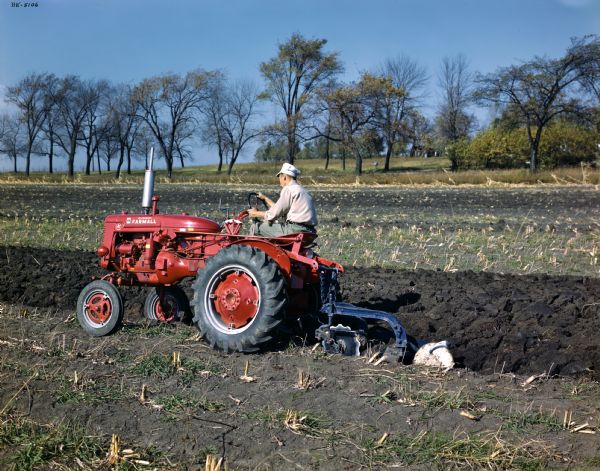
(77, 151, 413, 358)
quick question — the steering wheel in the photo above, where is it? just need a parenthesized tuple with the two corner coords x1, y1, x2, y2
(247, 192, 268, 211)
(223, 193, 268, 235)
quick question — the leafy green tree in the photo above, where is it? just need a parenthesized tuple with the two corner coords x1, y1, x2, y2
(474, 36, 600, 172)
(450, 122, 598, 170)
(254, 138, 288, 162)
(260, 33, 343, 164)
(467, 127, 528, 169)
(327, 73, 387, 175)
(538, 122, 598, 167)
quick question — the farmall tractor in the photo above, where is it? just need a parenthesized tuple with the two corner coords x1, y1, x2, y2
(77, 150, 416, 359)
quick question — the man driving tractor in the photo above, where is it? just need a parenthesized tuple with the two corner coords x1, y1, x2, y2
(248, 163, 318, 237)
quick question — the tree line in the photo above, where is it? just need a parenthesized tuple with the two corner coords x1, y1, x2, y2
(1, 33, 599, 177)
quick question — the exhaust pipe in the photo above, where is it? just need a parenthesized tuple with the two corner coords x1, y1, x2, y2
(142, 147, 155, 215)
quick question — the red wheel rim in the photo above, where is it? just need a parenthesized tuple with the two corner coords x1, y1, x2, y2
(154, 295, 178, 322)
(85, 292, 112, 325)
(211, 270, 259, 329)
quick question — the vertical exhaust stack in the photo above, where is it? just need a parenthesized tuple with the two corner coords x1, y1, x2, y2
(142, 147, 155, 215)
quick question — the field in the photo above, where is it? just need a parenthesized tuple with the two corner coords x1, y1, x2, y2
(0, 182, 599, 470)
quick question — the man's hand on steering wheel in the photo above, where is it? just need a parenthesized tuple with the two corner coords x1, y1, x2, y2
(247, 192, 268, 221)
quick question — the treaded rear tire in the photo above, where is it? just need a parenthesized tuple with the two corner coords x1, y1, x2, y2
(192, 245, 287, 352)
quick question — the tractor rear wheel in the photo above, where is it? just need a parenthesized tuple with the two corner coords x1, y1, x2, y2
(144, 286, 189, 323)
(192, 245, 287, 352)
(77, 280, 124, 337)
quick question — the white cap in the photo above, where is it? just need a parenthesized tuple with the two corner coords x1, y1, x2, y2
(276, 162, 301, 178)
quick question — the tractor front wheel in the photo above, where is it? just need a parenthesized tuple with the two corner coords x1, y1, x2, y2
(192, 245, 287, 352)
(144, 286, 189, 323)
(77, 280, 124, 337)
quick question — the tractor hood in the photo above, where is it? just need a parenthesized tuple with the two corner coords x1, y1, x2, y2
(105, 213, 221, 234)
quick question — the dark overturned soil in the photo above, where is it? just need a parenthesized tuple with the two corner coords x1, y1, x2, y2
(1, 245, 598, 378)
(1, 184, 599, 234)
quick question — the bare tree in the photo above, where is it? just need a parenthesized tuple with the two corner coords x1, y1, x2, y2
(5, 72, 51, 176)
(406, 110, 434, 157)
(220, 80, 261, 175)
(200, 72, 229, 172)
(310, 79, 341, 170)
(132, 70, 213, 178)
(106, 84, 141, 178)
(80, 80, 111, 175)
(260, 33, 343, 164)
(475, 36, 600, 172)
(133, 125, 156, 169)
(436, 55, 474, 150)
(573, 35, 600, 131)
(0, 114, 25, 173)
(53, 76, 92, 176)
(40, 74, 62, 174)
(377, 56, 428, 170)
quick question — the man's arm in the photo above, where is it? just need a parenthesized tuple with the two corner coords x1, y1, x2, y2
(247, 191, 275, 219)
(257, 192, 274, 208)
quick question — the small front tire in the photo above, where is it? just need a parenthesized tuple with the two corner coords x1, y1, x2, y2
(144, 286, 189, 323)
(77, 280, 124, 337)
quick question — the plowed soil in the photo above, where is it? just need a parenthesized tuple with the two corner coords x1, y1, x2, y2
(1, 184, 599, 469)
(1, 246, 599, 377)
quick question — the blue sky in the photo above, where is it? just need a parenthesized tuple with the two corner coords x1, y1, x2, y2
(1, 0, 599, 170)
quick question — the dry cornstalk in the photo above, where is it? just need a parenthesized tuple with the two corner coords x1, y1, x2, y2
(107, 434, 120, 465)
(367, 352, 380, 364)
(139, 384, 147, 402)
(205, 454, 224, 471)
(459, 410, 480, 421)
(563, 410, 573, 429)
(172, 351, 181, 368)
(228, 394, 242, 406)
(284, 409, 306, 433)
(240, 360, 255, 383)
(571, 423, 591, 433)
(296, 370, 311, 389)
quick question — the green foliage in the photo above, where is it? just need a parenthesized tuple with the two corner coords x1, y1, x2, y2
(129, 354, 175, 379)
(445, 138, 470, 170)
(0, 415, 104, 470)
(450, 123, 599, 170)
(467, 127, 528, 169)
(538, 123, 599, 167)
(259, 33, 343, 162)
(254, 138, 290, 162)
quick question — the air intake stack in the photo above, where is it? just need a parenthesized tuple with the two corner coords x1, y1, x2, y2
(142, 147, 155, 215)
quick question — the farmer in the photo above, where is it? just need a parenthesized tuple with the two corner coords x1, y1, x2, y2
(248, 162, 318, 237)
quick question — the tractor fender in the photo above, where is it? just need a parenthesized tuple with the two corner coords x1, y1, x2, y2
(229, 240, 292, 277)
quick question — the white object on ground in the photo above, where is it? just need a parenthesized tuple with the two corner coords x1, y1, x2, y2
(413, 340, 454, 370)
